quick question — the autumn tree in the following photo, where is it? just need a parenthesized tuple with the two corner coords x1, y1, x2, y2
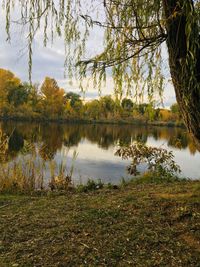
(40, 77, 65, 117)
(0, 69, 21, 114)
(85, 100, 101, 120)
(3, 0, 200, 147)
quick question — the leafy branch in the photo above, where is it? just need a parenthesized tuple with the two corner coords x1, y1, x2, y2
(115, 142, 181, 177)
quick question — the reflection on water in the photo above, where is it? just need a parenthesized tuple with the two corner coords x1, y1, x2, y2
(0, 121, 200, 183)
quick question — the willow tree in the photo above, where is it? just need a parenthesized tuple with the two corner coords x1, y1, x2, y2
(3, 0, 200, 147)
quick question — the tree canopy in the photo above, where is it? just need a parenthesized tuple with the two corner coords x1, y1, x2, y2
(2, 0, 200, 146)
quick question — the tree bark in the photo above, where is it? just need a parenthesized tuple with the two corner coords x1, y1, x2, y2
(163, 0, 200, 149)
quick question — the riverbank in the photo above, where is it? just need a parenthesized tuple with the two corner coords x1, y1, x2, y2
(0, 115, 185, 128)
(0, 180, 200, 266)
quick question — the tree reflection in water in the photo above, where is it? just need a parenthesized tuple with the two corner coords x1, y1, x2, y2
(0, 121, 197, 164)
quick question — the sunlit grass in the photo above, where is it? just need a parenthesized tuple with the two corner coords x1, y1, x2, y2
(0, 154, 78, 193)
(0, 158, 43, 193)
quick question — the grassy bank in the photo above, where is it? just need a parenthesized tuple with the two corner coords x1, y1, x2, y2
(0, 180, 200, 266)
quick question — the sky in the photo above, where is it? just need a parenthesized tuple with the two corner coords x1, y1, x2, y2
(0, 2, 176, 107)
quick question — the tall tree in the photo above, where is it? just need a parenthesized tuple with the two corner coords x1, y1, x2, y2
(0, 69, 21, 114)
(162, 0, 200, 148)
(40, 77, 65, 116)
(3, 0, 200, 146)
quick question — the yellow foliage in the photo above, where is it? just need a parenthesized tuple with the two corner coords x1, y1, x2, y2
(0, 69, 21, 112)
(65, 101, 73, 115)
(40, 77, 65, 116)
(159, 109, 173, 121)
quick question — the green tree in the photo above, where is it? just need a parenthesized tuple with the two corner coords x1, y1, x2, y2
(23, 83, 39, 108)
(65, 92, 81, 108)
(3, 1, 200, 147)
(171, 103, 179, 114)
(170, 103, 181, 121)
(137, 104, 148, 116)
(7, 83, 30, 108)
(99, 96, 115, 119)
(121, 98, 134, 112)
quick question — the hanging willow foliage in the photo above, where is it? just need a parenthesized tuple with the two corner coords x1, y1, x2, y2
(2, 0, 89, 83)
(2, 1, 200, 104)
(1, 0, 166, 100)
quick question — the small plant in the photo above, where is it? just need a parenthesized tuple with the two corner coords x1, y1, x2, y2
(77, 179, 104, 193)
(49, 160, 73, 191)
(115, 142, 181, 178)
(120, 177, 128, 187)
(49, 174, 72, 191)
(132, 171, 182, 185)
(49, 150, 78, 191)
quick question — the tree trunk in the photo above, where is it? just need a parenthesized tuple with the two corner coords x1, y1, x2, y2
(163, 0, 200, 149)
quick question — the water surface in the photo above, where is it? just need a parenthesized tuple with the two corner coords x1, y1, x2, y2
(1, 121, 200, 185)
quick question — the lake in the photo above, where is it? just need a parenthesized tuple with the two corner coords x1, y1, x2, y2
(0, 121, 200, 187)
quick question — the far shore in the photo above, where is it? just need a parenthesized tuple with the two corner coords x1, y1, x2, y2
(0, 115, 185, 128)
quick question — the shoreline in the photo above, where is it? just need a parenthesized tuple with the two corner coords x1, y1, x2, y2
(0, 115, 185, 128)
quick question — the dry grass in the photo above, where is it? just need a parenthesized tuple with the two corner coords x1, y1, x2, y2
(0, 180, 200, 266)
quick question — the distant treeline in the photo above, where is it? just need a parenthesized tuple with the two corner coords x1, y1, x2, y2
(0, 68, 181, 124)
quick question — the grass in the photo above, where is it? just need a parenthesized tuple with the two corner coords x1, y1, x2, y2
(0, 180, 200, 266)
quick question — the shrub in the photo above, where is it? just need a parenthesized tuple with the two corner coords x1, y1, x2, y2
(115, 142, 181, 178)
(77, 179, 104, 192)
